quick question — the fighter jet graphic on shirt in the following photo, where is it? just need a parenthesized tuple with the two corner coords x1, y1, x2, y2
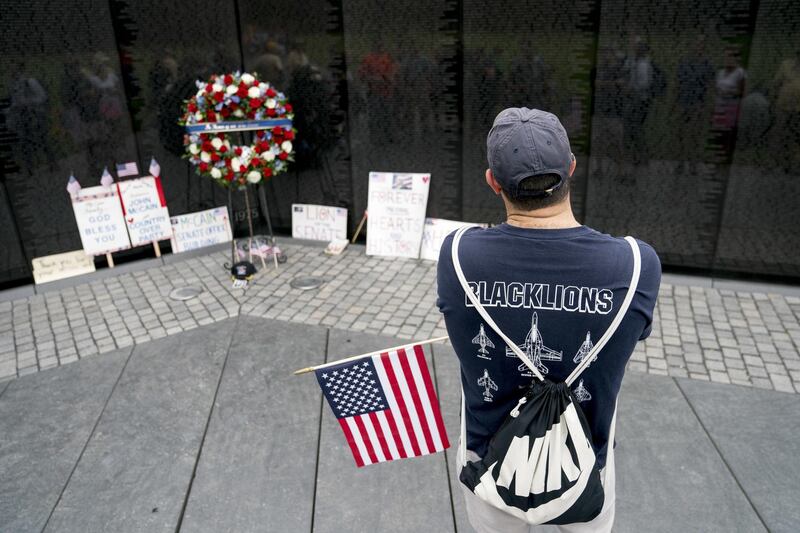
(505, 312, 562, 375)
(573, 332, 597, 365)
(573, 379, 592, 402)
(471, 323, 495, 360)
(477, 369, 498, 402)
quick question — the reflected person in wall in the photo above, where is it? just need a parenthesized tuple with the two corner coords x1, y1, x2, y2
(675, 36, 714, 174)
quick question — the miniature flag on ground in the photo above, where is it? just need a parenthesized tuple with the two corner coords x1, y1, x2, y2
(315, 344, 449, 467)
(116, 161, 139, 177)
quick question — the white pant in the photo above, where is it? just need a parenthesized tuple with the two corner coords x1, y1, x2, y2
(457, 409, 618, 533)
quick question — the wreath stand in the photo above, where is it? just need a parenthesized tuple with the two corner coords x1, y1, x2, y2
(225, 132, 281, 272)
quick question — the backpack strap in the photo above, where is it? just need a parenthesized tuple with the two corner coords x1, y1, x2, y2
(451, 226, 642, 387)
(452, 226, 546, 381)
(565, 235, 641, 385)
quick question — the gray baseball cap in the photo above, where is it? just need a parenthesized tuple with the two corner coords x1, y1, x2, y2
(486, 108, 573, 198)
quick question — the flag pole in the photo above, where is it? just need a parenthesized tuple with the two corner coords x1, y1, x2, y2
(293, 335, 450, 375)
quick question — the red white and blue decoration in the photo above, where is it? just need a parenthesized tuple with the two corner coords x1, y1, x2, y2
(315, 343, 449, 467)
(179, 71, 295, 190)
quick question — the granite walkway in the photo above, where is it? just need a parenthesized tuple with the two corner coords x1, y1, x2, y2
(1, 316, 798, 532)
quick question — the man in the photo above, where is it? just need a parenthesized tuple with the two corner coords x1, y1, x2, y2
(436, 108, 661, 532)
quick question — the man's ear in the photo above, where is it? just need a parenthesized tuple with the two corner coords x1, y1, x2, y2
(485, 168, 502, 195)
(569, 153, 576, 177)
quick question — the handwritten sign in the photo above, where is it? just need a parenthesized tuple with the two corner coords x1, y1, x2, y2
(71, 186, 132, 255)
(170, 207, 232, 253)
(32, 250, 96, 284)
(366, 171, 430, 258)
(117, 176, 172, 246)
(292, 204, 347, 242)
(419, 218, 486, 261)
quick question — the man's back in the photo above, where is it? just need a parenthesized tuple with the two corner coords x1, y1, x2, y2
(436, 223, 661, 468)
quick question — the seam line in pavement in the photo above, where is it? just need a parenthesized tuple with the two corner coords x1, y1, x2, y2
(430, 344, 459, 533)
(39, 345, 137, 533)
(0, 380, 10, 400)
(174, 315, 241, 533)
(673, 377, 770, 532)
(310, 328, 330, 533)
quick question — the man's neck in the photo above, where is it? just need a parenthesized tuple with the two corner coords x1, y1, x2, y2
(505, 202, 580, 230)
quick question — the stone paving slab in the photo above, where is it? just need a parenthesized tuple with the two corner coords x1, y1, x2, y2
(0, 347, 131, 533)
(312, 329, 455, 533)
(432, 342, 478, 533)
(180, 317, 327, 533)
(1, 239, 799, 396)
(677, 378, 800, 533)
(42, 318, 237, 533)
(614, 373, 767, 533)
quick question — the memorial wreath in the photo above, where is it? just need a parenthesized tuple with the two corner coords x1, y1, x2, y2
(179, 71, 295, 189)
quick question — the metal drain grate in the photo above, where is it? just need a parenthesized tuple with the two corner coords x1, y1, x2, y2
(290, 276, 325, 291)
(169, 286, 203, 301)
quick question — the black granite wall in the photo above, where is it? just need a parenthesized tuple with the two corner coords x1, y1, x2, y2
(1, 0, 798, 284)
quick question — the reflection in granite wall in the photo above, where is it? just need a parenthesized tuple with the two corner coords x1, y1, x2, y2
(106, 0, 244, 231)
(462, 0, 599, 224)
(715, 0, 800, 276)
(1, 0, 799, 285)
(239, 0, 351, 228)
(585, 0, 755, 270)
(0, 0, 137, 280)
(342, 0, 462, 221)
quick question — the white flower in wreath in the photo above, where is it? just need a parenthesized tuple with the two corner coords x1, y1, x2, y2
(246, 170, 261, 183)
(226, 84, 238, 95)
(262, 150, 276, 162)
(211, 138, 223, 150)
(189, 143, 199, 155)
(210, 167, 222, 179)
(224, 139, 231, 150)
(259, 82, 268, 91)
(212, 83, 224, 93)
(194, 111, 203, 121)
(266, 98, 277, 109)
(234, 109, 244, 117)
(241, 73, 255, 85)
(231, 157, 241, 170)
(200, 151, 211, 163)
(281, 141, 293, 153)
(247, 86, 260, 98)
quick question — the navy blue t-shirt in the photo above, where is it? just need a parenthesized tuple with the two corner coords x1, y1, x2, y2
(436, 224, 661, 468)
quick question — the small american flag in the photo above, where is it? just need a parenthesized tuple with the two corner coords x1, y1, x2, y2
(116, 161, 139, 177)
(316, 344, 449, 467)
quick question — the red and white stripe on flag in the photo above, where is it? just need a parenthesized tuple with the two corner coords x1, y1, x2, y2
(315, 344, 449, 467)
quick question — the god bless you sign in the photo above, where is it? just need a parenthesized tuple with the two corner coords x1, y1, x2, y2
(366, 172, 430, 259)
(70, 186, 131, 256)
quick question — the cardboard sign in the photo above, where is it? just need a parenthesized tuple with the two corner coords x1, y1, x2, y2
(71, 186, 132, 255)
(32, 250, 96, 284)
(117, 176, 172, 246)
(170, 207, 232, 253)
(292, 204, 348, 242)
(366, 171, 431, 258)
(419, 218, 486, 261)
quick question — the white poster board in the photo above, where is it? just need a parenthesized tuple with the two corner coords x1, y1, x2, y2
(170, 207, 232, 253)
(292, 204, 348, 242)
(419, 218, 486, 261)
(71, 186, 132, 255)
(366, 171, 430, 258)
(117, 176, 172, 246)
(32, 250, 96, 284)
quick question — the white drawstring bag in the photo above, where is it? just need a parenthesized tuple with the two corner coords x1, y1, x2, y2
(452, 226, 641, 525)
